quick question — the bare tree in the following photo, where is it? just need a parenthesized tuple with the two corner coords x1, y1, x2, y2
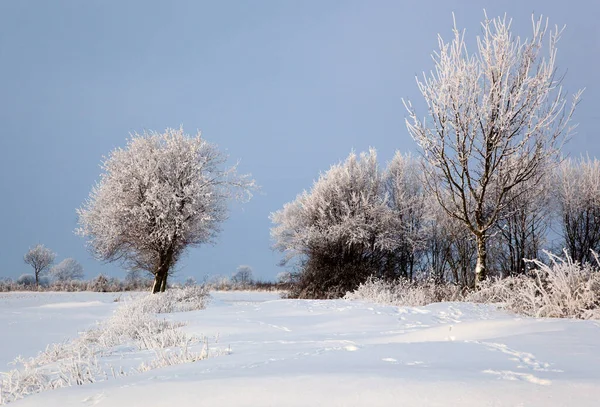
(232, 265, 253, 286)
(49, 258, 85, 281)
(24, 244, 56, 287)
(404, 13, 580, 286)
(421, 199, 477, 287)
(77, 127, 255, 293)
(555, 157, 600, 264)
(495, 174, 551, 276)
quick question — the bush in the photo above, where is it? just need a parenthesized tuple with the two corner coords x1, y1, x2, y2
(345, 277, 463, 306)
(16, 274, 36, 287)
(15, 274, 49, 288)
(468, 251, 600, 319)
(131, 286, 210, 314)
(345, 252, 600, 320)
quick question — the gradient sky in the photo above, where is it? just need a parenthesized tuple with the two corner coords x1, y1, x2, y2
(0, 0, 598, 282)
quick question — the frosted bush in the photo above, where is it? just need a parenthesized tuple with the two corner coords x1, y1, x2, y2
(346, 252, 599, 320)
(131, 286, 210, 314)
(469, 251, 600, 319)
(345, 277, 463, 307)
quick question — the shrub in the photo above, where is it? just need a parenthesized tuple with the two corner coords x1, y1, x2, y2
(344, 277, 463, 306)
(468, 251, 600, 319)
(131, 286, 210, 314)
(346, 252, 600, 320)
(16, 274, 36, 287)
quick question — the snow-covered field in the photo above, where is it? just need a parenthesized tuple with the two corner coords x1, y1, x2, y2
(0, 292, 122, 369)
(2, 291, 600, 406)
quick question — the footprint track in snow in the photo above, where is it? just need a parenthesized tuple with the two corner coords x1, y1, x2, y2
(482, 369, 552, 386)
(82, 393, 105, 406)
(475, 341, 561, 373)
(472, 341, 560, 385)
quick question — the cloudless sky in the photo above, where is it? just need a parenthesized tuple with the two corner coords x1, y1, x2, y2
(0, 0, 598, 282)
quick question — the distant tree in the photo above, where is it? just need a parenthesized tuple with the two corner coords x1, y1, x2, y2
(125, 269, 143, 288)
(404, 13, 580, 286)
(232, 265, 253, 286)
(556, 157, 600, 264)
(49, 258, 84, 282)
(24, 244, 56, 286)
(184, 276, 197, 287)
(77, 127, 255, 293)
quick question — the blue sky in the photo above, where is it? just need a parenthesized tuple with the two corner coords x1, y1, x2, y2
(0, 0, 598, 282)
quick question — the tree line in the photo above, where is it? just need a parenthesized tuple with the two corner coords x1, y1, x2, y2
(271, 150, 599, 298)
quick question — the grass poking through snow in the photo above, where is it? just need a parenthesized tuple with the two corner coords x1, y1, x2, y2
(0, 286, 221, 405)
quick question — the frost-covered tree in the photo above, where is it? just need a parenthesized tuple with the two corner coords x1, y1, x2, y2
(49, 258, 84, 282)
(232, 265, 253, 286)
(404, 13, 580, 286)
(271, 149, 398, 298)
(382, 152, 427, 280)
(77, 127, 255, 293)
(556, 157, 600, 264)
(24, 244, 56, 287)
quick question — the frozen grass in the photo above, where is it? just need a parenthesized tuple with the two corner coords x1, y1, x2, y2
(0, 276, 153, 293)
(131, 285, 210, 314)
(0, 287, 213, 404)
(470, 251, 600, 319)
(346, 252, 600, 320)
(344, 277, 463, 307)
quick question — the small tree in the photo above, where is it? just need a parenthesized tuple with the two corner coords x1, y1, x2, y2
(49, 258, 84, 282)
(77, 127, 255, 293)
(404, 13, 580, 286)
(232, 265, 253, 286)
(24, 244, 56, 287)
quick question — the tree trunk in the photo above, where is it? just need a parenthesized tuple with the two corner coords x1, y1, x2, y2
(474, 235, 487, 288)
(160, 273, 168, 292)
(151, 273, 163, 294)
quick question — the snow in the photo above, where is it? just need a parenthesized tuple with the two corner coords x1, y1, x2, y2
(3, 291, 600, 406)
(0, 292, 122, 370)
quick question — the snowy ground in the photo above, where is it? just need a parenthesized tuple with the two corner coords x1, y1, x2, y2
(3, 291, 600, 406)
(0, 292, 123, 369)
